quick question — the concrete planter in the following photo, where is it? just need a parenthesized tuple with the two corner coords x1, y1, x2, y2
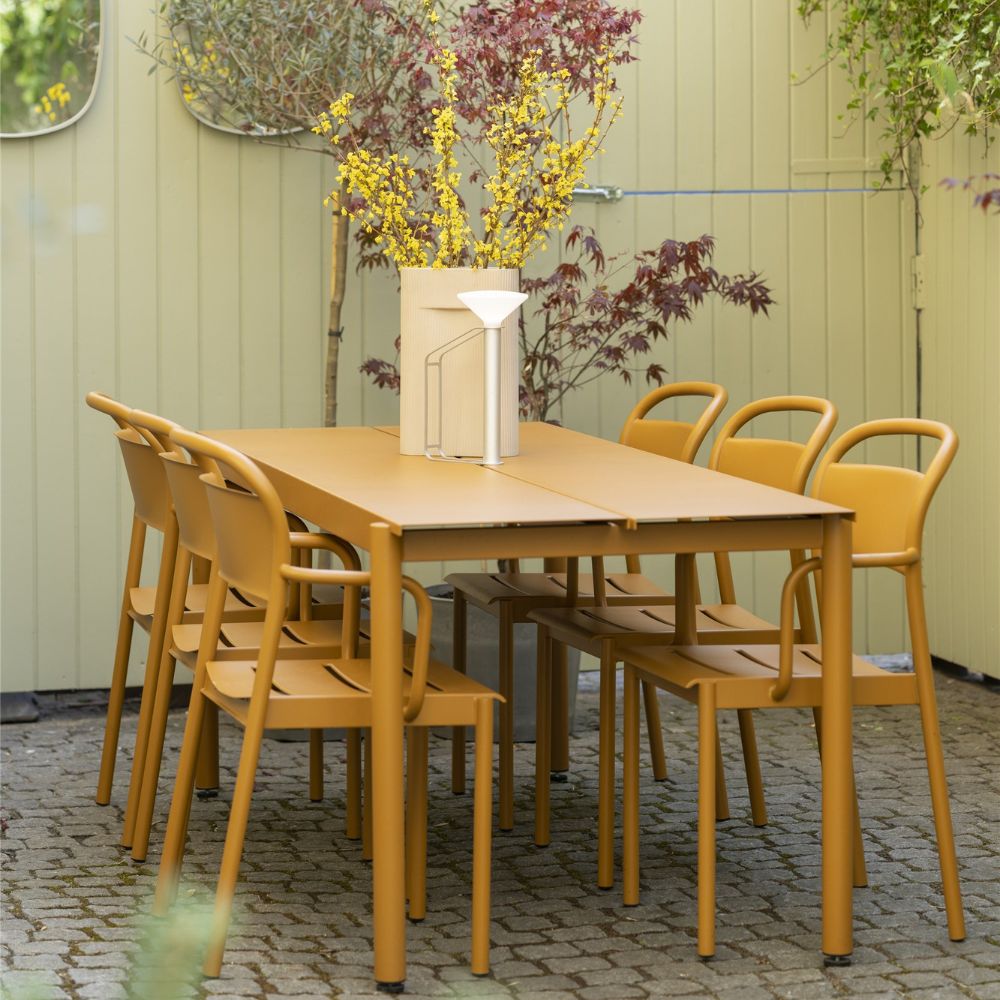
(427, 585, 579, 742)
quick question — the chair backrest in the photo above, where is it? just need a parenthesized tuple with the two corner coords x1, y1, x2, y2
(86, 392, 173, 533)
(168, 428, 291, 606)
(619, 381, 728, 464)
(166, 429, 439, 718)
(810, 418, 958, 567)
(127, 409, 221, 564)
(708, 395, 838, 493)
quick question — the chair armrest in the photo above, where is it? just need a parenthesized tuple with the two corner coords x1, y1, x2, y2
(401, 576, 433, 723)
(852, 548, 919, 569)
(281, 564, 370, 588)
(774, 557, 823, 701)
(289, 531, 362, 570)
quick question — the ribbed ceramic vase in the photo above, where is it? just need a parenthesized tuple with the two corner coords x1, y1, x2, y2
(398, 266, 521, 457)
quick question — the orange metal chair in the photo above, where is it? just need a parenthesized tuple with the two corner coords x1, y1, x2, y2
(125, 408, 375, 864)
(85, 393, 343, 848)
(86, 394, 264, 835)
(529, 395, 838, 885)
(152, 429, 501, 979)
(446, 381, 729, 830)
(620, 419, 965, 958)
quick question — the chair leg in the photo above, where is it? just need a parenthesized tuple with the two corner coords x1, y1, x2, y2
(714, 730, 730, 823)
(122, 519, 180, 848)
(154, 569, 227, 915)
(451, 589, 467, 795)
(622, 667, 641, 907)
(642, 681, 668, 782)
(813, 708, 868, 889)
(131, 655, 179, 862)
(698, 685, 717, 959)
(195, 703, 220, 794)
(154, 687, 204, 916)
(405, 728, 428, 922)
(534, 626, 552, 848)
(202, 721, 267, 978)
(906, 568, 965, 941)
(132, 546, 192, 862)
(736, 710, 768, 827)
(471, 697, 494, 976)
(550, 641, 570, 775)
(498, 604, 515, 832)
(97, 517, 146, 805)
(309, 730, 324, 802)
(597, 645, 616, 889)
(346, 729, 362, 840)
(363, 729, 373, 861)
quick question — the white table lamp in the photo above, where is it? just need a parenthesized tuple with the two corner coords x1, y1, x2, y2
(456, 290, 528, 466)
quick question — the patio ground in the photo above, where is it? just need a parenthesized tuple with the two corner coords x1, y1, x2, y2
(2, 667, 998, 1000)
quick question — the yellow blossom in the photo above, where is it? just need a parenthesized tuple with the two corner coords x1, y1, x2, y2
(316, 13, 621, 272)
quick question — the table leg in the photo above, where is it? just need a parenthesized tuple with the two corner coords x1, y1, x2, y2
(550, 641, 570, 774)
(820, 513, 854, 964)
(597, 643, 616, 889)
(674, 553, 698, 645)
(498, 603, 515, 831)
(370, 523, 407, 991)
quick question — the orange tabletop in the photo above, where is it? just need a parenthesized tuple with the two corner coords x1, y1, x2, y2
(208, 422, 857, 988)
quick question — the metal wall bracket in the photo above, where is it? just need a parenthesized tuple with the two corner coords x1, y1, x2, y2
(572, 185, 624, 203)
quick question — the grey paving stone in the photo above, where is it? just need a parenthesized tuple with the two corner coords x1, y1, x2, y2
(0, 671, 996, 1000)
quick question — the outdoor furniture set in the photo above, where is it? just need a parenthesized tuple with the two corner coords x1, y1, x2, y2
(85, 383, 964, 991)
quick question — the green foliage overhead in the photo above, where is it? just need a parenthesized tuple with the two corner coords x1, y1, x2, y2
(798, 0, 1000, 192)
(0, 0, 100, 134)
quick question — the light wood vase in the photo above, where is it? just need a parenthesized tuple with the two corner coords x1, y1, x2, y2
(399, 267, 521, 457)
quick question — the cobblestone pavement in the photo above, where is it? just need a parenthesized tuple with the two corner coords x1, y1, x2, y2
(2, 668, 998, 1000)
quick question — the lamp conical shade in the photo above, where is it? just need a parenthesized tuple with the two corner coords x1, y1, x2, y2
(457, 290, 528, 327)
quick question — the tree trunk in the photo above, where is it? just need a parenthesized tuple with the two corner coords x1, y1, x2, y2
(324, 185, 350, 428)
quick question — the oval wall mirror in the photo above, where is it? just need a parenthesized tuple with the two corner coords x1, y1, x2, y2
(0, 0, 104, 138)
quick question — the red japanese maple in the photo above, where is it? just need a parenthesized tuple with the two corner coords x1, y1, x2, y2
(362, 226, 774, 420)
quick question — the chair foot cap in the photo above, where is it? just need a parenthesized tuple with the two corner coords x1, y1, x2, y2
(196, 788, 219, 800)
(823, 953, 851, 968)
(698, 953, 715, 962)
(550, 771, 569, 784)
(376, 981, 405, 994)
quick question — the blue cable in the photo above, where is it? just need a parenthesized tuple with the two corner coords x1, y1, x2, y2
(621, 187, 902, 196)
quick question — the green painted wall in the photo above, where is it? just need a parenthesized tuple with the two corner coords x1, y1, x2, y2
(2, 1, 991, 691)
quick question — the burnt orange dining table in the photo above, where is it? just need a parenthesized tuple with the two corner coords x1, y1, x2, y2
(209, 421, 856, 990)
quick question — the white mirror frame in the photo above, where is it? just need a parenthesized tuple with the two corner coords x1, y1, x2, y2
(0, 0, 106, 139)
(177, 74, 300, 138)
(178, 87, 299, 137)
